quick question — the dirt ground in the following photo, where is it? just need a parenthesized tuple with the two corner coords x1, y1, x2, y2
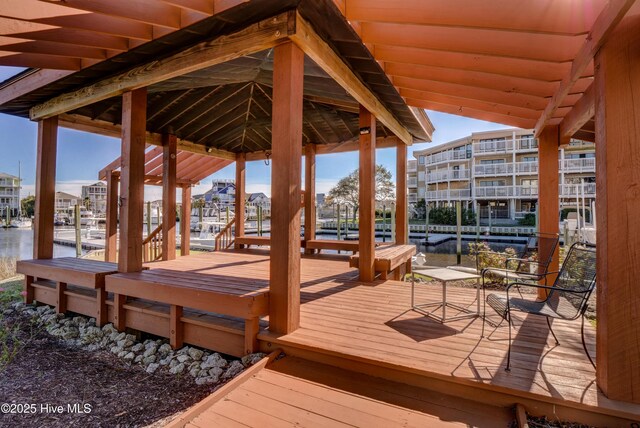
(0, 310, 216, 428)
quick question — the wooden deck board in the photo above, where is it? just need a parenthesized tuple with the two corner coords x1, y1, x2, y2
(186, 357, 510, 428)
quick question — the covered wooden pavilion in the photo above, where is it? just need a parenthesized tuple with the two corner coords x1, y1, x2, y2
(1, 0, 639, 421)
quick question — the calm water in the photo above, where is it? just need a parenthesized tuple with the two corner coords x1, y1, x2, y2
(0, 228, 81, 260)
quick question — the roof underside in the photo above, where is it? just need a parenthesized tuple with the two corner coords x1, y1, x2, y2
(71, 51, 395, 153)
(0, 0, 431, 147)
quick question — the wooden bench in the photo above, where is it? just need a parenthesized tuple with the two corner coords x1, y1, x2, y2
(234, 235, 271, 248)
(16, 258, 120, 326)
(305, 239, 360, 254)
(105, 269, 269, 356)
(349, 244, 416, 280)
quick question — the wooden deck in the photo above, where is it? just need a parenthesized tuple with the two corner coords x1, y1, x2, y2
(31, 250, 639, 424)
(169, 354, 514, 428)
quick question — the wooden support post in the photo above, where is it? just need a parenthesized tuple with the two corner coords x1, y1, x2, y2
(33, 116, 58, 259)
(118, 88, 147, 273)
(537, 125, 560, 299)
(162, 134, 177, 261)
(244, 317, 260, 355)
(358, 106, 376, 282)
(55, 281, 67, 314)
(396, 142, 408, 244)
(96, 288, 107, 327)
(234, 153, 246, 248)
(304, 143, 317, 254)
(113, 293, 126, 331)
(594, 14, 640, 404)
(24, 276, 34, 304)
(170, 304, 184, 349)
(105, 170, 118, 262)
(269, 42, 303, 334)
(180, 185, 191, 256)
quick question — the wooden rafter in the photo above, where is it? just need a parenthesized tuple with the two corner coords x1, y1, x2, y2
(30, 11, 295, 120)
(559, 82, 595, 141)
(534, 0, 636, 135)
(289, 12, 413, 144)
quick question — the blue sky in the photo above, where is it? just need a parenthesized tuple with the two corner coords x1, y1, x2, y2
(0, 66, 511, 199)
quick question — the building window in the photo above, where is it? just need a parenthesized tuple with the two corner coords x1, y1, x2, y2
(521, 179, 538, 186)
(480, 159, 505, 164)
(418, 155, 425, 165)
(522, 156, 537, 162)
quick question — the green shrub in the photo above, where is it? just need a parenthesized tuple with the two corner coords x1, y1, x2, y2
(428, 206, 476, 226)
(467, 241, 518, 272)
(518, 213, 536, 226)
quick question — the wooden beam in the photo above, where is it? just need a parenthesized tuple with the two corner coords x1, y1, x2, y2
(269, 42, 303, 334)
(358, 106, 376, 281)
(0, 69, 72, 106)
(534, 0, 636, 135)
(105, 170, 118, 262)
(396, 142, 408, 244)
(33, 116, 58, 259)
(118, 89, 147, 273)
(304, 143, 317, 253)
(59, 113, 237, 164)
(537, 125, 560, 299)
(162, 134, 177, 261)
(180, 185, 192, 256)
(289, 12, 412, 145)
(594, 14, 640, 404)
(30, 12, 294, 120)
(234, 152, 246, 247)
(560, 83, 595, 141)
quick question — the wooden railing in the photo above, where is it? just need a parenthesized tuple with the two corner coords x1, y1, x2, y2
(214, 218, 235, 251)
(143, 223, 163, 262)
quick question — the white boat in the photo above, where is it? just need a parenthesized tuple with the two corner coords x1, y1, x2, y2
(9, 218, 32, 228)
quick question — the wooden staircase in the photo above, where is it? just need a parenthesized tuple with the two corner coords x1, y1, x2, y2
(143, 223, 163, 262)
(214, 217, 235, 251)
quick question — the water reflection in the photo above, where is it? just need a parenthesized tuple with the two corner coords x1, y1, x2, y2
(0, 228, 81, 260)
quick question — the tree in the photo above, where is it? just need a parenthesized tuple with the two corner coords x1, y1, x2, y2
(83, 196, 92, 211)
(21, 195, 35, 218)
(326, 165, 395, 222)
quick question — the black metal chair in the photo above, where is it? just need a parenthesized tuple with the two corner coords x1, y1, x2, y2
(478, 232, 560, 286)
(485, 243, 596, 371)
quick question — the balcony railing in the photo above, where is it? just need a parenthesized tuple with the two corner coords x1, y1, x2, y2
(561, 158, 595, 173)
(473, 137, 538, 155)
(426, 169, 470, 183)
(475, 185, 513, 198)
(425, 150, 469, 165)
(474, 162, 539, 177)
(407, 160, 417, 172)
(0, 190, 17, 197)
(408, 194, 418, 203)
(426, 189, 471, 200)
(408, 177, 417, 187)
(560, 183, 596, 197)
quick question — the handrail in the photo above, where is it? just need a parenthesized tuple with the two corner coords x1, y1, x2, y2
(143, 223, 163, 262)
(214, 217, 235, 251)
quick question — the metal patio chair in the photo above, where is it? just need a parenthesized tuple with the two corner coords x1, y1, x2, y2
(478, 232, 560, 286)
(485, 243, 596, 371)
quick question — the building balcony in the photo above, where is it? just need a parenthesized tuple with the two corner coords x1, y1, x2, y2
(472, 137, 537, 155)
(408, 177, 417, 188)
(426, 189, 471, 200)
(560, 183, 596, 197)
(474, 162, 539, 177)
(425, 150, 469, 165)
(562, 158, 595, 173)
(407, 160, 417, 172)
(475, 185, 538, 199)
(408, 193, 418, 203)
(426, 169, 470, 183)
(0, 190, 17, 197)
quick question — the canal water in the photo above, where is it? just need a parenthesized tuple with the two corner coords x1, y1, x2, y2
(0, 228, 82, 260)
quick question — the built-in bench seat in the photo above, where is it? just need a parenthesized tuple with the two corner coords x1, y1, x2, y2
(305, 239, 360, 254)
(17, 257, 121, 326)
(105, 269, 270, 356)
(349, 244, 416, 280)
(234, 235, 271, 248)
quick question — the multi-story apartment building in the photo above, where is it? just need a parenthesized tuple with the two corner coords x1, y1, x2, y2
(408, 129, 595, 222)
(0, 172, 21, 217)
(81, 181, 107, 213)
